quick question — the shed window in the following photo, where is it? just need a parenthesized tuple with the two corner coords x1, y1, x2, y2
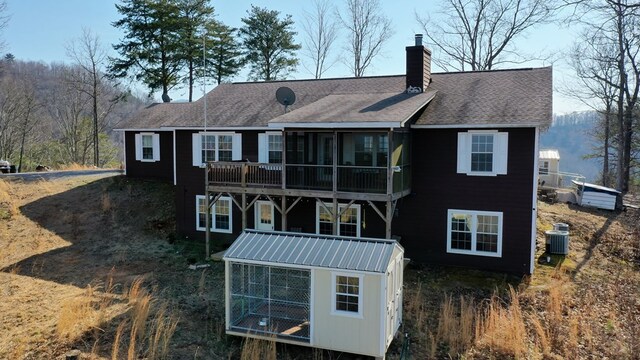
(196, 195, 232, 233)
(332, 273, 363, 317)
(447, 210, 502, 257)
(539, 161, 549, 175)
(457, 131, 508, 176)
(134, 132, 160, 162)
(316, 202, 361, 237)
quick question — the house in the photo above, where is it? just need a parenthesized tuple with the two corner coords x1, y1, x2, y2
(223, 230, 404, 359)
(117, 34, 552, 276)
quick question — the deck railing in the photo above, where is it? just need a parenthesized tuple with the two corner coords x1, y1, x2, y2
(207, 162, 409, 194)
(207, 162, 282, 188)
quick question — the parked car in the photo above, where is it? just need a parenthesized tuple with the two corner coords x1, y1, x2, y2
(0, 160, 10, 173)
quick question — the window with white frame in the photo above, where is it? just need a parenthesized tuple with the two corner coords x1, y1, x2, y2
(447, 210, 502, 257)
(539, 160, 549, 175)
(316, 202, 361, 237)
(192, 132, 241, 166)
(457, 131, 508, 176)
(134, 133, 160, 162)
(258, 132, 283, 163)
(196, 195, 232, 233)
(332, 273, 363, 316)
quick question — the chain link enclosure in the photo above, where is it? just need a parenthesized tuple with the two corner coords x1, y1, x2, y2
(230, 263, 311, 342)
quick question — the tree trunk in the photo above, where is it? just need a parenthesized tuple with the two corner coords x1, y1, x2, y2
(615, 4, 626, 192)
(188, 59, 194, 102)
(603, 109, 610, 187)
(93, 70, 99, 168)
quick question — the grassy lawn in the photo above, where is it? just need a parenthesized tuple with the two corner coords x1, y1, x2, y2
(0, 175, 638, 359)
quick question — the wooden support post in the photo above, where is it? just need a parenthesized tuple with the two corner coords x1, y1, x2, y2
(332, 197, 338, 235)
(385, 198, 393, 239)
(281, 195, 287, 231)
(241, 163, 247, 188)
(241, 192, 247, 231)
(387, 129, 394, 196)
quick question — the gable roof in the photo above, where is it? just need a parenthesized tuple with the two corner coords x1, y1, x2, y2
(119, 67, 552, 130)
(223, 230, 403, 273)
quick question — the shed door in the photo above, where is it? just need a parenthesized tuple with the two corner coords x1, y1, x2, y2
(386, 262, 395, 344)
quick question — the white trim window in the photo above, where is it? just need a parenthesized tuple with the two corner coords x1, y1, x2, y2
(447, 209, 503, 257)
(258, 132, 283, 163)
(192, 132, 242, 166)
(332, 272, 363, 317)
(457, 131, 508, 176)
(539, 160, 549, 175)
(316, 202, 361, 237)
(196, 195, 233, 233)
(134, 132, 160, 162)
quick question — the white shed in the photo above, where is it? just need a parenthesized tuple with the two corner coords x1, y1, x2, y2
(223, 230, 404, 360)
(539, 149, 562, 188)
(572, 180, 621, 210)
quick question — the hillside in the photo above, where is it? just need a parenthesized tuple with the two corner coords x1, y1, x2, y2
(0, 174, 639, 359)
(540, 111, 601, 182)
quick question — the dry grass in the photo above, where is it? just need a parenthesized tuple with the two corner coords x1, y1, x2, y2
(58, 162, 97, 171)
(240, 336, 277, 360)
(475, 287, 528, 358)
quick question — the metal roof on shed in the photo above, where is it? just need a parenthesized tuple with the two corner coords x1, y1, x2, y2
(540, 149, 560, 160)
(223, 230, 403, 273)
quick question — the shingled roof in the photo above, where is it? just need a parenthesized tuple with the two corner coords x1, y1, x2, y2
(415, 67, 552, 128)
(118, 67, 552, 130)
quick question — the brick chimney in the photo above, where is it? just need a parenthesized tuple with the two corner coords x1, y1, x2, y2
(406, 34, 431, 93)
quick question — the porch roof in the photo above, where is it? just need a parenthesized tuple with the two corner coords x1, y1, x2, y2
(268, 90, 437, 128)
(223, 230, 402, 273)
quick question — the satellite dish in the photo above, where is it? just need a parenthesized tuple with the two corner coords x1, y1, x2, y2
(276, 87, 296, 113)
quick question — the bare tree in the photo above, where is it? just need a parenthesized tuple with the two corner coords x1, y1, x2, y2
(417, 0, 554, 71)
(566, 0, 640, 192)
(339, 0, 393, 77)
(568, 32, 619, 186)
(0, 1, 9, 53)
(301, 0, 339, 79)
(67, 28, 124, 168)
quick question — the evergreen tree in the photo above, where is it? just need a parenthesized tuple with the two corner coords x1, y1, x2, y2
(177, 0, 214, 102)
(204, 20, 243, 84)
(239, 6, 300, 81)
(110, 0, 183, 102)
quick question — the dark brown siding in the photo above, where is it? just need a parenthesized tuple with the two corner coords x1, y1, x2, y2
(394, 128, 535, 274)
(125, 131, 174, 182)
(175, 129, 262, 243)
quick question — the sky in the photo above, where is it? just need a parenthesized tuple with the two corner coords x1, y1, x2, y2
(2, 0, 588, 114)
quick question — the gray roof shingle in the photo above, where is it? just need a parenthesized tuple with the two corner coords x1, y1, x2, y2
(415, 67, 552, 127)
(119, 67, 552, 129)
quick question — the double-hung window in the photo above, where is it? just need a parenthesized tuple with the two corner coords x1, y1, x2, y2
(316, 202, 361, 237)
(258, 132, 283, 163)
(332, 273, 363, 317)
(134, 132, 160, 162)
(447, 209, 502, 257)
(196, 195, 232, 233)
(457, 131, 508, 176)
(192, 132, 242, 166)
